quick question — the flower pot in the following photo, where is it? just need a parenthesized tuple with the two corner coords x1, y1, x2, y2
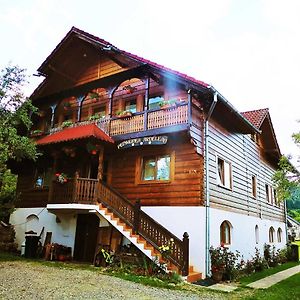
(212, 271, 223, 282)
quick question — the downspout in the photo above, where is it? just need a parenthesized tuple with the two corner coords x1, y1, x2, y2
(284, 199, 288, 244)
(205, 91, 218, 278)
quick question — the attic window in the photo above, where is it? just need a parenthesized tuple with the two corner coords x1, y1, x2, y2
(250, 133, 258, 143)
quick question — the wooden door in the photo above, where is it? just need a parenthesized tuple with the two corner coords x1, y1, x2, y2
(73, 214, 99, 262)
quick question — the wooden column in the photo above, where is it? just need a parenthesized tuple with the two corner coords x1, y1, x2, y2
(97, 146, 104, 181)
(50, 104, 58, 128)
(76, 95, 85, 122)
(187, 89, 192, 127)
(143, 75, 150, 131)
(182, 232, 189, 276)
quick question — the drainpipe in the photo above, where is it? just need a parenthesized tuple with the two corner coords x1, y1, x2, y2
(205, 91, 218, 278)
(284, 199, 288, 244)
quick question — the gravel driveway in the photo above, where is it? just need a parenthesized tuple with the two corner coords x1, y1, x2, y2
(0, 261, 224, 300)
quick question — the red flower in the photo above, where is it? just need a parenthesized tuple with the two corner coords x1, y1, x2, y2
(55, 173, 60, 177)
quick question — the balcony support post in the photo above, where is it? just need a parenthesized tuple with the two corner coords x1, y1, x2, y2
(97, 146, 104, 181)
(143, 75, 150, 131)
(72, 172, 79, 203)
(187, 89, 192, 127)
(50, 104, 57, 128)
(76, 95, 85, 122)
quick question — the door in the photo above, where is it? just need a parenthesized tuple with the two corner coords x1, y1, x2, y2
(73, 214, 99, 262)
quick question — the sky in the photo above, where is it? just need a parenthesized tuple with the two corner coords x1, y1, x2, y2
(0, 0, 299, 165)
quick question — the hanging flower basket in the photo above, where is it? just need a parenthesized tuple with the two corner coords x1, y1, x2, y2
(55, 173, 68, 184)
(122, 85, 136, 94)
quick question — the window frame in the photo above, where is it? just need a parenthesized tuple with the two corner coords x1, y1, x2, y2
(251, 175, 257, 198)
(277, 228, 282, 243)
(220, 221, 231, 245)
(216, 156, 232, 190)
(269, 226, 275, 243)
(136, 151, 175, 185)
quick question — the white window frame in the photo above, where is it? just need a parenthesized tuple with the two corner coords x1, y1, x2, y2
(216, 156, 232, 190)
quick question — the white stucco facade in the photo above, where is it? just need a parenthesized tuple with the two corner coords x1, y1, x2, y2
(10, 207, 78, 254)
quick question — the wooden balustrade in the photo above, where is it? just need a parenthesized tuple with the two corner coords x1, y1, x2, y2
(97, 181, 189, 275)
(49, 179, 75, 204)
(75, 178, 98, 204)
(48, 104, 188, 137)
(109, 114, 144, 135)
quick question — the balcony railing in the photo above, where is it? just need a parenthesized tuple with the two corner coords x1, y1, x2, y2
(47, 103, 188, 137)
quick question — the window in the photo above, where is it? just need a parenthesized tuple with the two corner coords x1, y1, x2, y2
(125, 99, 137, 113)
(141, 155, 171, 182)
(217, 157, 232, 189)
(220, 221, 231, 245)
(277, 228, 282, 243)
(93, 105, 106, 117)
(274, 189, 278, 206)
(265, 184, 271, 203)
(148, 96, 164, 110)
(252, 175, 257, 198)
(255, 225, 259, 244)
(35, 167, 52, 188)
(269, 227, 275, 243)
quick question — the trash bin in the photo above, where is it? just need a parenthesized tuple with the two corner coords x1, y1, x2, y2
(291, 241, 300, 261)
(25, 235, 40, 258)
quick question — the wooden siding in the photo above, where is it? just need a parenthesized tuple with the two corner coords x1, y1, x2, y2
(207, 119, 284, 222)
(109, 138, 204, 206)
(16, 171, 49, 208)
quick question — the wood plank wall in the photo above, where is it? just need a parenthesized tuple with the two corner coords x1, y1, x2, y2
(207, 119, 284, 222)
(109, 138, 204, 206)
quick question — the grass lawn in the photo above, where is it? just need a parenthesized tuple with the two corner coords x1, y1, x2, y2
(242, 273, 300, 300)
(239, 261, 300, 286)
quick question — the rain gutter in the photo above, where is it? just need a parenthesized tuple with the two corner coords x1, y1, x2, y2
(205, 91, 218, 278)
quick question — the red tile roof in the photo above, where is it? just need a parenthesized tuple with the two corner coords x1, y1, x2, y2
(36, 124, 114, 145)
(241, 108, 269, 129)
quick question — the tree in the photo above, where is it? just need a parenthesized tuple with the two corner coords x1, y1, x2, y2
(0, 64, 38, 221)
(273, 124, 300, 210)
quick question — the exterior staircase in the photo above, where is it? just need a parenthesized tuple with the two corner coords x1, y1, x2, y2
(49, 177, 202, 281)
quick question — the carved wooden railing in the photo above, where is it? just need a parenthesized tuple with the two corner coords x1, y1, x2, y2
(48, 104, 188, 137)
(97, 181, 189, 276)
(75, 178, 98, 203)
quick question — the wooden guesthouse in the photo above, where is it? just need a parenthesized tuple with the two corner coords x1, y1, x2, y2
(10, 27, 287, 280)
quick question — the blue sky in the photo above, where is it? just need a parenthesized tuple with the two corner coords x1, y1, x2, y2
(1, 0, 299, 164)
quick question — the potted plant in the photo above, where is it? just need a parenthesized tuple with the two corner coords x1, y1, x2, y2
(61, 120, 73, 128)
(116, 110, 133, 119)
(122, 85, 136, 94)
(89, 92, 100, 103)
(158, 99, 177, 110)
(88, 113, 105, 121)
(30, 129, 44, 137)
(55, 173, 68, 184)
(209, 246, 226, 282)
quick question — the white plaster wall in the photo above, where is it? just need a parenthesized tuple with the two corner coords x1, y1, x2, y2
(10, 208, 77, 254)
(142, 206, 206, 273)
(210, 207, 287, 260)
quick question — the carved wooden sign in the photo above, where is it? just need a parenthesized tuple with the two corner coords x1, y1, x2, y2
(117, 136, 168, 149)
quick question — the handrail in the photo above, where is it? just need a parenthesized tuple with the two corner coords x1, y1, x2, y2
(97, 180, 189, 275)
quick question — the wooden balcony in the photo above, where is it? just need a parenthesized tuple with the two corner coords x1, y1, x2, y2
(48, 103, 188, 138)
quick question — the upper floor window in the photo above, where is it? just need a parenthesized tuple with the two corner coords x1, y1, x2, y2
(265, 184, 272, 203)
(93, 105, 106, 118)
(220, 221, 231, 245)
(269, 226, 275, 243)
(140, 154, 171, 182)
(125, 99, 137, 113)
(274, 189, 278, 206)
(217, 157, 232, 189)
(252, 175, 257, 198)
(148, 96, 164, 110)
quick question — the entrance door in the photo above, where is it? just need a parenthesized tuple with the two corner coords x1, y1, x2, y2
(73, 214, 99, 262)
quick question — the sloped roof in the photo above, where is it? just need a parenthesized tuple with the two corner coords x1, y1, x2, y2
(241, 108, 269, 129)
(36, 124, 114, 145)
(38, 26, 210, 90)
